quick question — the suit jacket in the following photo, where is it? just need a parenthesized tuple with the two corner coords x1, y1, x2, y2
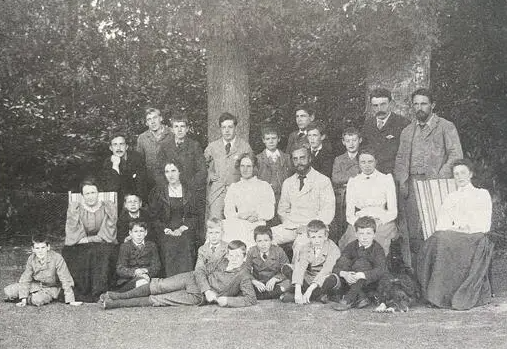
(292, 239, 341, 287)
(285, 130, 309, 156)
(333, 240, 387, 284)
(256, 150, 293, 199)
(361, 112, 410, 174)
(136, 126, 174, 186)
(116, 240, 161, 284)
(194, 241, 229, 293)
(157, 137, 207, 191)
(310, 141, 334, 179)
(278, 168, 336, 227)
(394, 114, 463, 185)
(148, 184, 198, 234)
(245, 245, 289, 283)
(204, 137, 252, 212)
(331, 153, 360, 187)
(101, 150, 148, 202)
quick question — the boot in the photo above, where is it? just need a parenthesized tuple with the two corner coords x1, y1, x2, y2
(104, 296, 153, 309)
(107, 284, 151, 300)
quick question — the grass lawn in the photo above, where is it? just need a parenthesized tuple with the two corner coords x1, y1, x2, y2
(1, 265, 507, 349)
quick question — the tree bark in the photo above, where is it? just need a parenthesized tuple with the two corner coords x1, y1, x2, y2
(205, 32, 250, 142)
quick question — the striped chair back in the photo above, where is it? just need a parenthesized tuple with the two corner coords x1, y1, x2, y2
(414, 178, 457, 239)
(68, 191, 117, 205)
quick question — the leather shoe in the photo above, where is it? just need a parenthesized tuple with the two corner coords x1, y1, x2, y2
(280, 292, 295, 303)
(332, 300, 353, 311)
(355, 297, 371, 309)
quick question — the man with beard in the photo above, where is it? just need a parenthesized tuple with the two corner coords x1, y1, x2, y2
(394, 88, 462, 268)
(361, 88, 410, 174)
(271, 146, 335, 258)
(102, 134, 147, 204)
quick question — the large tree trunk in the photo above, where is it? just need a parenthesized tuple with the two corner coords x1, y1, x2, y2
(366, 41, 431, 119)
(205, 29, 250, 142)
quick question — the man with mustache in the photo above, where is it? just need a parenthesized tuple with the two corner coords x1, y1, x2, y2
(102, 134, 147, 203)
(271, 146, 335, 259)
(394, 88, 463, 268)
(362, 88, 410, 174)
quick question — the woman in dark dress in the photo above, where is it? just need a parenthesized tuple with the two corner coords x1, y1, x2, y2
(149, 160, 197, 277)
(62, 179, 118, 302)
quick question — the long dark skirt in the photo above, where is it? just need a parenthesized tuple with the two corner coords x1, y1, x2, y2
(158, 230, 194, 278)
(62, 242, 118, 303)
(416, 230, 494, 310)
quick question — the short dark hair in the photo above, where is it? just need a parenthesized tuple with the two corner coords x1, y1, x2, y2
(80, 177, 99, 194)
(129, 221, 148, 231)
(123, 193, 141, 203)
(452, 158, 474, 174)
(109, 134, 127, 145)
(228, 240, 247, 255)
(170, 113, 189, 126)
(306, 120, 327, 135)
(354, 216, 377, 232)
(260, 125, 280, 138)
(370, 88, 392, 102)
(307, 220, 328, 234)
(218, 112, 238, 126)
(235, 153, 257, 171)
(32, 234, 49, 246)
(358, 147, 377, 161)
(291, 145, 311, 158)
(411, 88, 433, 104)
(207, 217, 223, 230)
(253, 225, 273, 241)
(342, 126, 361, 139)
(295, 104, 315, 117)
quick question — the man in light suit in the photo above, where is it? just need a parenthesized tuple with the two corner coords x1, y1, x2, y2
(204, 112, 252, 219)
(394, 88, 463, 267)
(272, 146, 335, 258)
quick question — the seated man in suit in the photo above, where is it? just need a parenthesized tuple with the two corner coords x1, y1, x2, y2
(271, 146, 335, 260)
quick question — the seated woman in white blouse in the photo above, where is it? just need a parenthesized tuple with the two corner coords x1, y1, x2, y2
(222, 153, 275, 248)
(338, 149, 397, 255)
(417, 159, 494, 310)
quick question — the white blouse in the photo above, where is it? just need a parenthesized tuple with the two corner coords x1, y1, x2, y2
(435, 184, 492, 233)
(346, 170, 397, 225)
(224, 176, 275, 221)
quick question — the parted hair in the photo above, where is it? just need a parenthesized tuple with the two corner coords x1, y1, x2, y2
(354, 216, 377, 233)
(235, 152, 258, 171)
(253, 225, 273, 241)
(32, 234, 49, 246)
(307, 220, 328, 234)
(218, 112, 238, 126)
(228, 240, 247, 255)
(128, 221, 148, 231)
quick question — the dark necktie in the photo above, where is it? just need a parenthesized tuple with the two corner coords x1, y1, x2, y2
(211, 245, 216, 254)
(176, 141, 183, 148)
(298, 132, 305, 138)
(262, 253, 268, 261)
(312, 149, 318, 158)
(225, 142, 231, 155)
(298, 175, 306, 191)
(377, 119, 384, 130)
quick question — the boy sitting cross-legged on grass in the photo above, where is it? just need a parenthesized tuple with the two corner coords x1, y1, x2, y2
(280, 220, 341, 304)
(103, 219, 257, 309)
(332, 216, 387, 311)
(114, 221, 161, 292)
(244, 225, 291, 300)
(4, 234, 82, 307)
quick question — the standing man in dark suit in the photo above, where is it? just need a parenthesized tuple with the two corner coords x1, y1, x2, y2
(361, 88, 410, 174)
(285, 106, 314, 156)
(102, 134, 147, 204)
(306, 120, 334, 178)
(157, 114, 207, 247)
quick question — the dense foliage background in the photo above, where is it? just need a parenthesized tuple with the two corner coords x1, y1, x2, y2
(0, 0, 505, 243)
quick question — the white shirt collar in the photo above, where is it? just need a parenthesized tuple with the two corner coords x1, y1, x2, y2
(376, 112, 391, 126)
(359, 170, 379, 179)
(311, 144, 323, 152)
(265, 149, 280, 158)
(223, 137, 236, 147)
(347, 151, 358, 160)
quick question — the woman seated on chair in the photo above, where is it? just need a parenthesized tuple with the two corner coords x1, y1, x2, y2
(338, 148, 398, 256)
(417, 159, 493, 310)
(149, 159, 197, 278)
(222, 153, 275, 248)
(62, 178, 118, 302)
